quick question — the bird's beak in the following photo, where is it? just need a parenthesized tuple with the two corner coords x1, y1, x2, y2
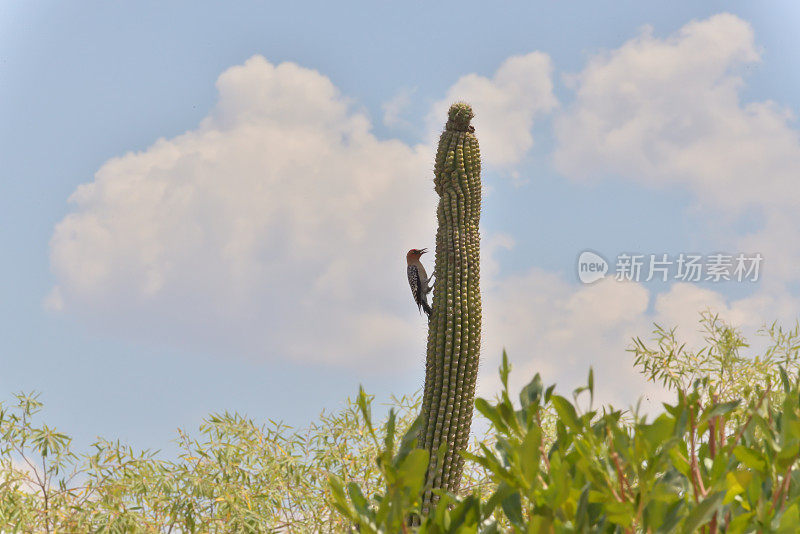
(420, 248, 428, 255)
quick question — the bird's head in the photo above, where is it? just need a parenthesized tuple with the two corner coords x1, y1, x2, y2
(407, 248, 428, 262)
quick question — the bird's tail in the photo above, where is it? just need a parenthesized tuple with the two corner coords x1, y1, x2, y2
(422, 300, 432, 317)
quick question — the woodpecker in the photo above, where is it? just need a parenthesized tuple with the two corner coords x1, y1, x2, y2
(407, 248, 433, 317)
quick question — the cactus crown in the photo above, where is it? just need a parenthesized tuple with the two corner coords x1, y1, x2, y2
(445, 102, 474, 132)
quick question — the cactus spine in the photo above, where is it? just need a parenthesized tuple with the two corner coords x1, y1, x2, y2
(419, 102, 482, 510)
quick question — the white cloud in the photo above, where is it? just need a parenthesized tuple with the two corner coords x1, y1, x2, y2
(48, 19, 800, 412)
(481, 269, 658, 409)
(554, 14, 800, 212)
(542, 14, 800, 395)
(479, 264, 800, 411)
(737, 211, 800, 290)
(430, 52, 558, 167)
(49, 56, 434, 367)
(651, 281, 799, 363)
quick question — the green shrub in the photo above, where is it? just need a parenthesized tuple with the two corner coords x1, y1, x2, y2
(0, 391, 425, 532)
(331, 315, 800, 533)
(3, 314, 800, 532)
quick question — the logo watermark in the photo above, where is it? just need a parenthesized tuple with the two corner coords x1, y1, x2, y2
(577, 251, 609, 284)
(577, 251, 762, 284)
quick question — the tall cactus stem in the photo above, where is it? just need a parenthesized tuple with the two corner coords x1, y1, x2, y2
(419, 103, 481, 512)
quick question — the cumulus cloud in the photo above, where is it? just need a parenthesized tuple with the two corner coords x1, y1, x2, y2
(481, 266, 658, 409)
(479, 265, 800, 411)
(553, 13, 800, 210)
(48, 19, 800, 412)
(49, 56, 434, 366)
(430, 52, 558, 167)
(538, 15, 800, 400)
(651, 282, 798, 353)
(553, 14, 800, 287)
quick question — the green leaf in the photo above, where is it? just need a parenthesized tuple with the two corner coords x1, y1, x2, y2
(519, 426, 542, 486)
(356, 386, 374, 435)
(347, 482, 371, 517)
(700, 400, 740, 424)
(447, 495, 481, 532)
(551, 396, 580, 430)
(724, 470, 753, 504)
(501, 492, 524, 529)
(726, 512, 756, 534)
(519, 373, 543, 409)
(777, 441, 800, 470)
(328, 475, 356, 520)
(778, 504, 800, 534)
(397, 414, 425, 461)
(397, 448, 429, 495)
(384, 409, 396, 455)
(643, 414, 675, 446)
(475, 398, 508, 434)
(655, 500, 685, 534)
(780, 366, 791, 394)
(499, 350, 511, 390)
(483, 481, 513, 518)
(498, 400, 522, 435)
(529, 515, 553, 533)
(605, 500, 634, 527)
(575, 484, 590, 531)
(680, 491, 724, 534)
(733, 446, 766, 472)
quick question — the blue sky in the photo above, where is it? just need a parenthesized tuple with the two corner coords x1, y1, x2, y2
(2, 1, 800, 455)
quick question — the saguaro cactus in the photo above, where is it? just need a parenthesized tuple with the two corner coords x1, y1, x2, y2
(419, 102, 482, 510)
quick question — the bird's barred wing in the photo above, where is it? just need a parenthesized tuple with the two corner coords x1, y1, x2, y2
(407, 265, 422, 305)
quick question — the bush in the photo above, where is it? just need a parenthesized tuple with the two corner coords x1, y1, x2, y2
(0, 391, 424, 532)
(331, 313, 800, 533)
(3, 313, 800, 532)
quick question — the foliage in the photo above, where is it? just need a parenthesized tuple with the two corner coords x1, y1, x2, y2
(330, 387, 498, 533)
(4, 315, 800, 532)
(332, 316, 800, 533)
(0, 390, 438, 532)
(631, 310, 800, 404)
